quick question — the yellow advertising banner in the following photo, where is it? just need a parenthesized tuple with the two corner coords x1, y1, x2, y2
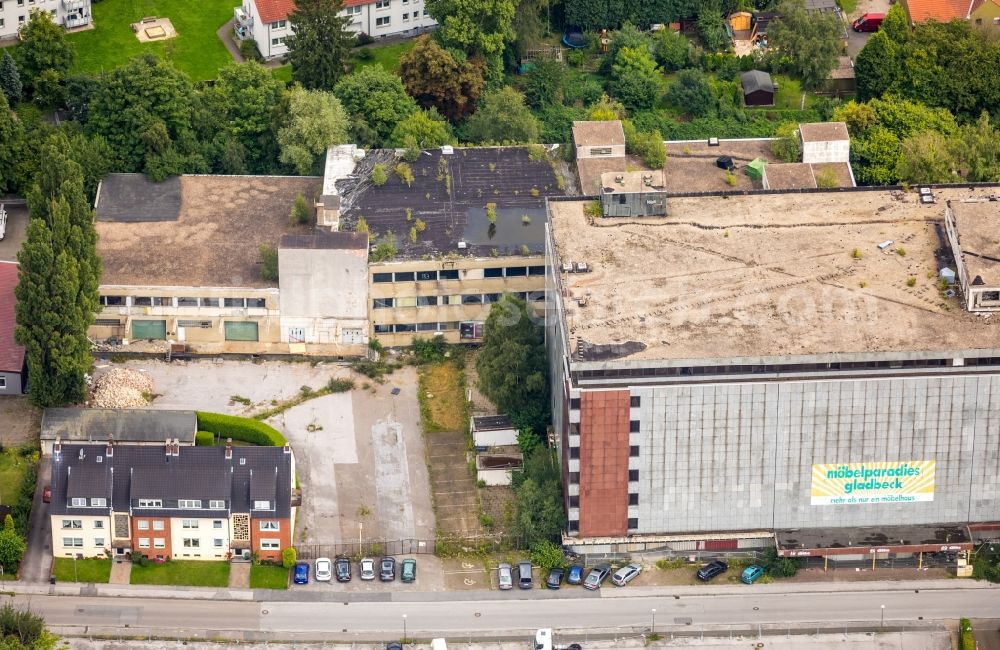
(810, 461, 935, 506)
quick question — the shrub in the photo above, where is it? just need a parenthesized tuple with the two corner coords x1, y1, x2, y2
(897, 247, 906, 257)
(906, 276, 917, 287)
(281, 547, 297, 569)
(530, 540, 566, 570)
(355, 32, 375, 46)
(414, 218, 426, 232)
(290, 192, 311, 224)
(395, 162, 414, 187)
(725, 171, 737, 186)
(196, 412, 287, 446)
(566, 50, 584, 67)
(412, 335, 448, 363)
(486, 202, 497, 223)
(356, 48, 374, 61)
(632, 129, 666, 169)
(239, 39, 262, 62)
(815, 168, 838, 188)
(852, 248, 862, 259)
(0, 604, 46, 646)
(326, 378, 354, 392)
(259, 244, 278, 281)
(195, 431, 215, 446)
(527, 144, 545, 161)
(372, 163, 387, 186)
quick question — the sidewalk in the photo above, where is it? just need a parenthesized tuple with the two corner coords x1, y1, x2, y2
(5, 577, 994, 604)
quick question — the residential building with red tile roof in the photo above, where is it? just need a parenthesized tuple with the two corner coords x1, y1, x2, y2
(233, 0, 437, 60)
(903, 0, 1000, 26)
(0, 261, 26, 395)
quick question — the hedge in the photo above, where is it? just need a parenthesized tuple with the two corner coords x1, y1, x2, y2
(195, 431, 215, 446)
(960, 619, 975, 650)
(196, 412, 286, 447)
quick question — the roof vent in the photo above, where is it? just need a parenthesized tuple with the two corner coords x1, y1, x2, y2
(457, 241, 467, 249)
(240, 458, 246, 466)
(78, 448, 85, 460)
(562, 262, 574, 273)
(441, 145, 454, 155)
(96, 456, 103, 463)
(614, 174, 625, 184)
(708, 137, 720, 146)
(575, 262, 589, 273)
(642, 174, 653, 186)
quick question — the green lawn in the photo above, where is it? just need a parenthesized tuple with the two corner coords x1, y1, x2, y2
(347, 40, 416, 74)
(67, 0, 235, 81)
(249, 563, 288, 589)
(0, 448, 31, 505)
(52, 558, 111, 583)
(271, 65, 293, 83)
(130, 560, 230, 587)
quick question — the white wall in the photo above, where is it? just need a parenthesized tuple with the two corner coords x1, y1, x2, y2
(0, 0, 92, 40)
(50, 514, 111, 558)
(278, 247, 369, 345)
(802, 140, 850, 164)
(170, 516, 230, 560)
(575, 144, 626, 160)
(473, 427, 518, 447)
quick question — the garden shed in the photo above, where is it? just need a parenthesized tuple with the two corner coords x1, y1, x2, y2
(741, 70, 775, 106)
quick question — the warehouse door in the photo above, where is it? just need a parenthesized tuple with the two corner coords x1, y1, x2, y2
(224, 321, 259, 341)
(131, 320, 166, 340)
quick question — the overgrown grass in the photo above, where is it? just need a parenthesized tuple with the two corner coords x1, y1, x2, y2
(418, 361, 468, 433)
(836, 0, 858, 14)
(52, 558, 112, 583)
(67, 0, 235, 81)
(347, 40, 416, 73)
(0, 448, 31, 512)
(249, 376, 355, 420)
(249, 563, 288, 589)
(271, 65, 293, 83)
(130, 560, 230, 587)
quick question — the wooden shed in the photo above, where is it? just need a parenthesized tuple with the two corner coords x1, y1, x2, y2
(741, 70, 775, 107)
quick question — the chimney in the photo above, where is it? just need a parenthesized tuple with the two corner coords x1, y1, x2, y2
(225, 438, 233, 460)
(283, 444, 291, 455)
(165, 439, 172, 458)
(173, 438, 180, 457)
(106, 436, 114, 458)
(53, 437, 62, 456)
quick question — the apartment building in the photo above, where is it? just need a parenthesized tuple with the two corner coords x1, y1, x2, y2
(49, 440, 295, 563)
(546, 186, 1000, 556)
(235, 0, 436, 60)
(0, 0, 91, 40)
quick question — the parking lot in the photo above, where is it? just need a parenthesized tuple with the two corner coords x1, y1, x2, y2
(100, 359, 437, 590)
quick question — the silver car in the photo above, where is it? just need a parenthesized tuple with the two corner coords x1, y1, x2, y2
(359, 557, 376, 580)
(497, 562, 513, 590)
(611, 563, 641, 586)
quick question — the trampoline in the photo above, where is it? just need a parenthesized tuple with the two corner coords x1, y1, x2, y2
(562, 30, 586, 48)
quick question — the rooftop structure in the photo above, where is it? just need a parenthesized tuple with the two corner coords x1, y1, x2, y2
(762, 162, 817, 189)
(336, 147, 563, 260)
(599, 170, 668, 217)
(799, 122, 850, 144)
(664, 139, 777, 192)
(96, 175, 320, 289)
(548, 187, 997, 363)
(96, 174, 182, 222)
(902, 0, 974, 21)
(252, 0, 295, 22)
(40, 409, 197, 454)
(571, 121, 626, 148)
(944, 196, 1000, 312)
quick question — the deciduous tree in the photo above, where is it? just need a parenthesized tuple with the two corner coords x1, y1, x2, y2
(950, 113, 1000, 182)
(0, 94, 23, 195)
(388, 108, 453, 148)
(611, 46, 665, 110)
(334, 66, 417, 146)
(897, 131, 957, 184)
(654, 29, 694, 72)
(523, 59, 567, 107)
(665, 68, 714, 116)
(424, 0, 516, 78)
(0, 515, 25, 572)
(16, 138, 101, 407)
(464, 87, 540, 143)
(13, 10, 74, 93)
(854, 31, 900, 101)
(399, 36, 485, 120)
(0, 52, 22, 105)
(766, 0, 842, 90)
(881, 4, 909, 44)
(285, 0, 354, 90)
(277, 86, 349, 174)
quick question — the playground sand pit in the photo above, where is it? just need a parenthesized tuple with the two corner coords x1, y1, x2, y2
(131, 17, 177, 43)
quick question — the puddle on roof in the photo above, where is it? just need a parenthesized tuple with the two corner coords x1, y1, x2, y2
(462, 206, 547, 247)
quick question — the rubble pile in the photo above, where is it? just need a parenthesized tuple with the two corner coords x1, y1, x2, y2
(91, 368, 154, 408)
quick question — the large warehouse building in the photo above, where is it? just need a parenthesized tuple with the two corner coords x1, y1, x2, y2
(546, 187, 1000, 556)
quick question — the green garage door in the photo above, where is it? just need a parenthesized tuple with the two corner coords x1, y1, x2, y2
(132, 320, 166, 340)
(224, 321, 259, 341)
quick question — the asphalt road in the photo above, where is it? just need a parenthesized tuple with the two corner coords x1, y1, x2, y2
(9, 586, 1000, 638)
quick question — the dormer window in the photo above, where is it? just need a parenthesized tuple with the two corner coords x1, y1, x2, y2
(209, 500, 225, 509)
(91, 498, 107, 507)
(253, 500, 271, 510)
(178, 499, 202, 509)
(70, 498, 86, 507)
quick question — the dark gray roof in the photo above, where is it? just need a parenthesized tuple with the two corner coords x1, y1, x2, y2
(472, 415, 514, 431)
(336, 147, 563, 260)
(95, 174, 182, 222)
(41, 408, 197, 444)
(804, 0, 840, 13)
(49, 443, 293, 519)
(280, 230, 369, 250)
(741, 70, 774, 95)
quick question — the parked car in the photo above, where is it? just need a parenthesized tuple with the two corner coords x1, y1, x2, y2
(546, 567, 564, 589)
(380, 556, 396, 581)
(386, 643, 403, 650)
(741, 565, 765, 584)
(335, 557, 351, 582)
(498, 562, 513, 590)
(566, 564, 584, 585)
(611, 563, 642, 586)
(42, 486, 51, 503)
(852, 12, 885, 31)
(696, 560, 728, 582)
(360, 557, 376, 580)
(315, 557, 332, 582)
(518, 561, 533, 589)
(583, 564, 611, 591)
(293, 562, 309, 585)
(401, 558, 417, 583)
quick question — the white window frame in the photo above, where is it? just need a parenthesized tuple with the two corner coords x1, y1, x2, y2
(70, 498, 86, 507)
(259, 521, 279, 531)
(91, 498, 107, 507)
(375, 0, 390, 8)
(138, 538, 150, 548)
(182, 519, 199, 529)
(183, 538, 200, 548)
(137, 520, 149, 530)
(213, 520, 223, 529)
(272, 19, 286, 28)
(178, 499, 202, 509)
(214, 538, 224, 548)
(375, 15, 390, 26)
(260, 539, 280, 550)
(253, 500, 271, 510)
(154, 538, 165, 548)
(94, 537, 105, 547)
(61, 520, 82, 529)
(152, 521, 165, 531)
(63, 538, 83, 548)
(209, 500, 225, 509)
(137, 499, 162, 508)
(345, 5, 361, 14)
(94, 520, 104, 529)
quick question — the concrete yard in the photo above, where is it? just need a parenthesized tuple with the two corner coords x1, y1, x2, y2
(98, 360, 437, 587)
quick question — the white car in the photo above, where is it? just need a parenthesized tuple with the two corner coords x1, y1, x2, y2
(497, 562, 513, 590)
(611, 563, 642, 586)
(360, 557, 376, 580)
(315, 557, 332, 582)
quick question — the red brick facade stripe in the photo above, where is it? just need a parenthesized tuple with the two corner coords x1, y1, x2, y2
(252, 518, 292, 563)
(578, 390, 631, 537)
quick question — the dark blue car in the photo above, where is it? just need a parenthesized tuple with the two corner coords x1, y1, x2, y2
(293, 562, 309, 584)
(567, 564, 584, 585)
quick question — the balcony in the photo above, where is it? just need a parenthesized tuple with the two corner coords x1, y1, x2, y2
(63, 0, 86, 11)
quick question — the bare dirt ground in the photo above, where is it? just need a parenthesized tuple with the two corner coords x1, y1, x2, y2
(0, 396, 41, 448)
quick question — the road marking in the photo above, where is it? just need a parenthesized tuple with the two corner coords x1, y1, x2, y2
(464, 579, 476, 586)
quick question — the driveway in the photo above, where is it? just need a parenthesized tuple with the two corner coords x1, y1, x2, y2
(845, 0, 892, 58)
(20, 456, 51, 583)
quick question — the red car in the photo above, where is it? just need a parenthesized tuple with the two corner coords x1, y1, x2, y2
(42, 486, 51, 503)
